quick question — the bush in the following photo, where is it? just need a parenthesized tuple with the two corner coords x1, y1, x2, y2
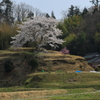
(4, 59, 14, 72)
(28, 59, 38, 71)
(95, 67, 100, 71)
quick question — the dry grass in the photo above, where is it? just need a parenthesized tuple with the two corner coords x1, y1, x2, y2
(38, 50, 93, 72)
(41, 50, 84, 58)
(0, 50, 16, 54)
(0, 89, 67, 100)
(0, 50, 17, 60)
(31, 98, 50, 100)
(43, 58, 71, 61)
(0, 56, 9, 60)
(40, 50, 85, 61)
(16, 47, 34, 50)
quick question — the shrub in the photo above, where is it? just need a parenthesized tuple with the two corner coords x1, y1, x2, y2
(4, 59, 14, 72)
(95, 67, 100, 71)
(28, 59, 38, 71)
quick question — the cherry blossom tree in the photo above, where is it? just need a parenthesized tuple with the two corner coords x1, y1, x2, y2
(11, 17, 64, 53)
(60, 47, 69, 54)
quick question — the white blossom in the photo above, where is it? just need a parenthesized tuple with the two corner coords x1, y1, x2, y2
(11, 17, 64, 51)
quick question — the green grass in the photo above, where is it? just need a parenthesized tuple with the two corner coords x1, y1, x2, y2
(51, 92, 100, 100)
(0, 86, 47, 92)
(1, 72, 100, 92)
(24, 72, 100, 89)
(0, 72, 100, 100)
(23, 72, 100, 99)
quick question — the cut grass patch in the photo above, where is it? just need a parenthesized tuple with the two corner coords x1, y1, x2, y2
(24, 72, 100, 90)
(51, 92, 100, 100)
(0, 89, 67, 100)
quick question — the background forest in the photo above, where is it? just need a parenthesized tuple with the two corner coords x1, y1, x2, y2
(0, 0, 100, 56)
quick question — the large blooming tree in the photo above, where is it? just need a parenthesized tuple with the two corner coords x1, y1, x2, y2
(11, 17, 64, 53)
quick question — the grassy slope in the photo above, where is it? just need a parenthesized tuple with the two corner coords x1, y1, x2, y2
(0, 72, 100, 100)
(0, 49, 97, 100)
(24, 72, 100, 89)
(38, 50, 93, 72)
(0, 49, 94, 87)
(51, 92, 100, 100)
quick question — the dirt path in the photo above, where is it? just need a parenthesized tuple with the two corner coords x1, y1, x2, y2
(15, 90, 100, 100)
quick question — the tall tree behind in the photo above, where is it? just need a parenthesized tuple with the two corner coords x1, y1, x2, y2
(45, 13, 50, 18)
(67, 5, 74, 17)
(13, 3, 34, 23)
(90, 0, 100, 13)
(27, 11, 34, 18)
(58, 15, 82, 37)
(51, 11, 56, 19)
(61, 9, 68, 19)
(81, 7, 88, 16)
(0, 0, 14, 24)
(13, 3, 45, 23)
(62, 5, 81, 18)
(90, 0, 100, 7)
(74, 6, 81, 16)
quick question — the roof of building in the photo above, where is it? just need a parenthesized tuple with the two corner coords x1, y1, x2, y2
(84, 52, 100, 59)
(87, 56, 100, 63)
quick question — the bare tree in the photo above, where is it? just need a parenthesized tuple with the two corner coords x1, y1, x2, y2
(13, 2, 34, 23)
(13, 3, 21, 23)
(13, 2, 46, 23)
(61, 10, 68, 19)
(33, 8, 46, 17)
(20, 3, 33, 21)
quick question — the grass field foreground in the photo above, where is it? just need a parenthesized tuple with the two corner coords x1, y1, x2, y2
(0, 72, 100, 100)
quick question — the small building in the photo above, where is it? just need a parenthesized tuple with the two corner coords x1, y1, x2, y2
(87, 57, 100, 68)
(92, 58, 100, 68)
(84, 52, 100, 68)
(84, 52, 100, 60)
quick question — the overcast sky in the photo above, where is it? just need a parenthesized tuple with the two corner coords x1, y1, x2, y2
(13, 0, 93, 19)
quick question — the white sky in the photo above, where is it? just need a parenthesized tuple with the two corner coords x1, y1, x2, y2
(13, 0, 93, 19)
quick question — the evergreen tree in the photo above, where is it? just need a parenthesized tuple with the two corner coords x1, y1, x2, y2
(74, 6, 81, 16)
(27, 11, 34, 18)
(0, 6, 3, 14)
(67, 5, 74, 17)
(81, 7, 88, 16)
(4, 0, 13, 17)
(5, 0, 13, 24)
(51, 11, 56, 19)
(0, 0, 13, 24)
(45, 13, 50, 18)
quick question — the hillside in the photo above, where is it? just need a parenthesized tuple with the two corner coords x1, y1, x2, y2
(37, 50, 94, 72)
(0, 49, 94, 87)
